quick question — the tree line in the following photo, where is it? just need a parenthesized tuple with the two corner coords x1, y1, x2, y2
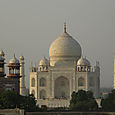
(0, 90, 39, 112)
(70, 89, 115, 111)
(0, 89, 115, 112)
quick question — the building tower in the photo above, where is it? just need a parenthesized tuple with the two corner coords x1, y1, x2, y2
(114, 53, 115, 89)
(77, 56, 91, 91)
(94, 61, 100, 97)
(20, 56, 26, 96)
(0, 50, 6, 77)
(29, 62, 38, 99)
(8, 54, 21, 92)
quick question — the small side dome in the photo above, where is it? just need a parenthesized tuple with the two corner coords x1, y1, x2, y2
(77, 57, 90, 66)
(9, 54, 19, 64)
(0, 50, 5, 56)
(39, 57, 49, 66)
(20, 55, 24, 60)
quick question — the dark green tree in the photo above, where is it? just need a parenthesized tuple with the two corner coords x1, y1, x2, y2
(0, 90, 39, 111)
(70, 90, 98, 111)
(101, 89, 115, 111)
(20, 94, 38, 112)
(0, 90, 19, 109)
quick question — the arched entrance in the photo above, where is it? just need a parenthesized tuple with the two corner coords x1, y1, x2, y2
(40, 78, 46, 87)
(40, 89, 46, 99)
(54, 76, 69, 99)
(78, 77, 85, 86)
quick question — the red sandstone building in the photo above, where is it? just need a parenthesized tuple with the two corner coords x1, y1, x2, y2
(0, 50, 21, 93)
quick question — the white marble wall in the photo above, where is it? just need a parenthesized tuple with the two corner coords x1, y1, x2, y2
(30, 60, 100, 107)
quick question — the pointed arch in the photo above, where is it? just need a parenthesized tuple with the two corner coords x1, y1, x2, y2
(54, 76, 69, 99)
(40, 78, 46, 87)
(40, 89, 46, 99)
(78, 77, 85, 86)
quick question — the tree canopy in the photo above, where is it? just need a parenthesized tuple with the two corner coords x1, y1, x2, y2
(101, 89, 115, 111)
(70, 90, 98, 111)
(0, 90, 39, 112)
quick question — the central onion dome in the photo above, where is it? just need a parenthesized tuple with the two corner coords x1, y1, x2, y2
(49, 23, 82, 66)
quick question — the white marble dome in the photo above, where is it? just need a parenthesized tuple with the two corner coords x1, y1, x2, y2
(77, 57, 90, 66)
(39, 57, 49, 66)
(9, 54, 19, 64)
(49, 32, 81, 58)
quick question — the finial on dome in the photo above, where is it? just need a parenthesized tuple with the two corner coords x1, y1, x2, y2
(64, 22, 67, 33)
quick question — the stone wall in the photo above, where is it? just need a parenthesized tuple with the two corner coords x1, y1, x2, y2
(37, 99, 70, 108)
(26, 112, 115, 115)
(0, 109, 24, 115)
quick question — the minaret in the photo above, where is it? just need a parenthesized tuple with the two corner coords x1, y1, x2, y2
(94, 61, 100, 98)
(20, 56, 26, 96)
(114, 53, 115, 89)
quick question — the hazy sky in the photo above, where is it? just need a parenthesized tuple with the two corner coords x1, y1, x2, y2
(0, 0, 115, 88)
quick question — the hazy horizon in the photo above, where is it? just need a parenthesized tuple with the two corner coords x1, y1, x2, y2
(0, 0, 115, 88)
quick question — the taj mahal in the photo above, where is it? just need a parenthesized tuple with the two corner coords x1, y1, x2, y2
(29, 23, 100, 108)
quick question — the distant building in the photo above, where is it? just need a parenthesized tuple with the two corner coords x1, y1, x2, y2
(100, 87, 112, 98)
(0, 50, 6, 77)
(102, 92, 109, 99)
(0, 50, 26, 95)
(114, 53, 115, 89)
(29, 24, 100, 108)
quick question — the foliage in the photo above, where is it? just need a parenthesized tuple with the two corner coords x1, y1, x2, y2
(0, 90, 39, 111)
(70, 90, 98, 111)
(101, 89, 115, 111)
(0, 90, 19, 109)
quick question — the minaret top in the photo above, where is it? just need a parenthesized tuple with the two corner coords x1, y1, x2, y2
(64, 22, 67, 33)
(0, 49, 5, 56)
(20, 55, 24, 60)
